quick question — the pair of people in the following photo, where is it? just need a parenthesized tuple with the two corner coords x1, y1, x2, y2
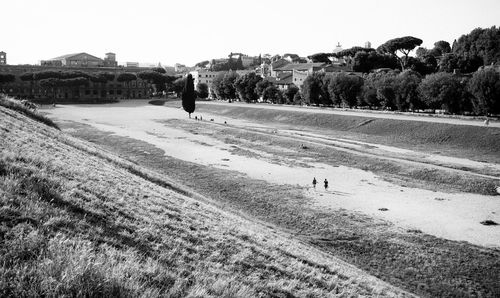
(312, 177, 328, 190)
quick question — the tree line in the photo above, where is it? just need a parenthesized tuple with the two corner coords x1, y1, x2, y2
(0, 67, 180, 99)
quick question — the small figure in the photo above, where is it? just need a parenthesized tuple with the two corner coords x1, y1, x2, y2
(210, 119, 214, 121)
(484, 118, 490, 126)
(200, 116, 202, 121)
(195, 116, 198, 120)
(312, 177, 317, 188)
(324, 179, 328, 190)
(224, 121, 227, 124)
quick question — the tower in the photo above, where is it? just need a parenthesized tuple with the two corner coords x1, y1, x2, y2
(364, 41, 372, 48)
(104, 52, 117, 67)
(0, 51, 6, 65)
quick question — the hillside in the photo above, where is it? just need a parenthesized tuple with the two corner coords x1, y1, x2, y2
(0, 104, 411, 296)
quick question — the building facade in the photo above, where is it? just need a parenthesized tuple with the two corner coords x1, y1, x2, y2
(41, 52, 105, 67)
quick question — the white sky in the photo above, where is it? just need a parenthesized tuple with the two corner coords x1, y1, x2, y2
(1, 0, 499, 67)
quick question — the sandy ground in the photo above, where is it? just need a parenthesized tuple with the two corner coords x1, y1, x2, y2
(45, 101, 500, 247)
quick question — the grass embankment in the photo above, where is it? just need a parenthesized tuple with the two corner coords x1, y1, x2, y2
(164, 118, 499, 196)
(188, 102, 500, 164)
(0, 95, 59, 130)
(0, 107, 409, 297)
(63, 120, 500, 298)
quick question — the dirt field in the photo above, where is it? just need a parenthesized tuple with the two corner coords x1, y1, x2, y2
(43, 100, 500, 297)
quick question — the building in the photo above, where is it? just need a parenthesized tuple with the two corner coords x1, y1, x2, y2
(103, 52, 117, 67)
(41, 52, 104, 67)
(364, 41, 372, 49)
(0, 51, 6, 65)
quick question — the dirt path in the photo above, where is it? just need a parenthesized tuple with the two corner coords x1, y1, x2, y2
(45, 102, 500, 247)
(198, 101, 500, 127)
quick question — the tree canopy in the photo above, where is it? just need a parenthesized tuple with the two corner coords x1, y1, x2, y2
(377, 36, 423, 69)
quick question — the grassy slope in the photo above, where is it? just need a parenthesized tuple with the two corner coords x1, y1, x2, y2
(61, 120, 500, 298)
(0, 107, 410, 297)
(189, 102, 500, 164)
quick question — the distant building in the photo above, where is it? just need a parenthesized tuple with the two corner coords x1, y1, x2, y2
(103, 52, 117, 67)
(126, 62, 140, 67)
(175, 63, 188, 73)
(333, 42, 343, 54)
(365, 41, 372, 48)
(0, 51, 6, 65)
(41, 52, 104, 67)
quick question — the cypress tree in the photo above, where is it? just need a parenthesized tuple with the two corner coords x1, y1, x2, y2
(182, 74, 196, 118)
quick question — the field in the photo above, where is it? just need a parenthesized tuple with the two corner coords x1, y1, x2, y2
(2, 98, 500, 297)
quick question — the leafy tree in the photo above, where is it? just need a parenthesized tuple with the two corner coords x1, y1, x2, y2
(255, 80, 273, 98)
(262, 85, 283, 104)
(151, 67, 166, 74)
(0, 74, 15, 92)
(307, 53, 332, 63)
(433, 40, 451, 56)
(211, 72, 225, 99)
(394, 70, 423, 111)
(172, 77, 186, 97)
(406, 56, 435, 76)
(415, 47, 429, 58)
(453, 26, 500, 65)
(234, 72, 262, 102)
(327, 73, 364, 108)
(363, 71, 399, 109)
(33, 71, 62, 80)
(353, 51, 399, 73)
(283, 85, 299, 104)
(195, 60, 210, 68)
(467, 68, 500, 115)
(293, 91, 302, 105)
(211, 71, 239, 101)
(419, 72, 467, 114)
(90, 72, 115, 98)
(137, 71, 166, 93)
(221, 71, 239, 101)
(117, 72, 137, 98)
(439, 53, 483, 73)
(377, 36, 423, 69)
(196, 82, 209, 99)
(301, 72, 326, 106)
(20, 72, 35, 97)
(181, 74, 196, 117)
(332, 47, 374, 59)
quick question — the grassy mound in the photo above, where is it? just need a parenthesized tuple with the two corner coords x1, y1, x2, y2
(0, 106, 407, 297)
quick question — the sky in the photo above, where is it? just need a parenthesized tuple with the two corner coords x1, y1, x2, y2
(1, 0, 499, 67)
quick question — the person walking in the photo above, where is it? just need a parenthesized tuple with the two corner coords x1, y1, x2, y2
(324, 179, 328, 190)
(312, 177, 317, 188)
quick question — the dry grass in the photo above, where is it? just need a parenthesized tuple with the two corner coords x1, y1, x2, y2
(161, 118, 499, 196)
(0, 95, 59, 130)
(183, 102, 500, 164)
(61, 120, 500, 298)
(0, 106, 410, 297)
